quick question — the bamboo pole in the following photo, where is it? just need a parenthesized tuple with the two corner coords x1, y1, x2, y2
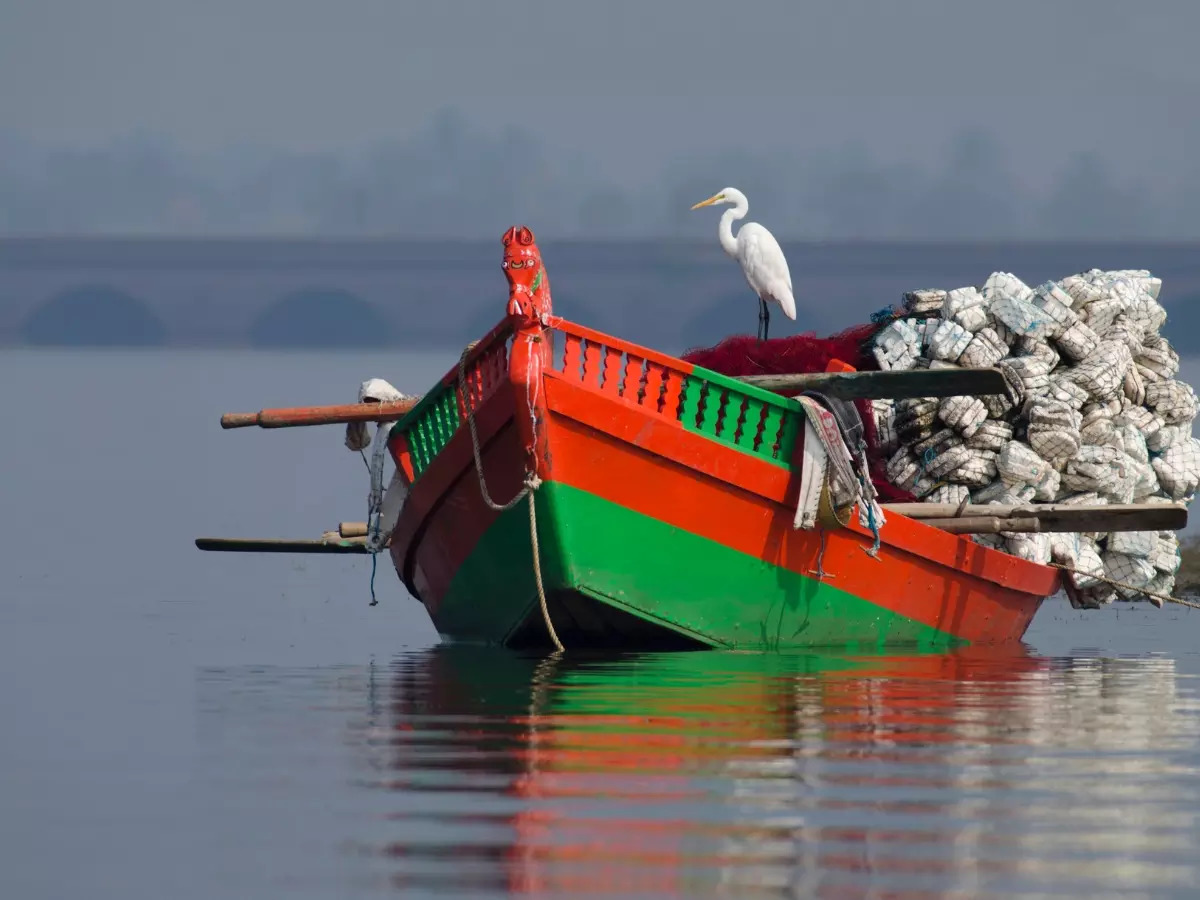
(886, 501, 1187, 533)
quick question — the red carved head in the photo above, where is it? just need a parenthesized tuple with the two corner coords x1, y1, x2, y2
(502, 225, 552, 321)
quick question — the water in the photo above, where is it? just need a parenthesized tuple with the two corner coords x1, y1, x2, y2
(3, 348, 1200, 899)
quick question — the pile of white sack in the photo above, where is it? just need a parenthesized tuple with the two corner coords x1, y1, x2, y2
(871, 268, 1198, 608)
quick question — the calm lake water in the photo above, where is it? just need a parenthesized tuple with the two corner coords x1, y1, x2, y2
(3, 348, 1200, 899)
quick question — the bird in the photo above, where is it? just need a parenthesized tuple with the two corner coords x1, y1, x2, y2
(690, 187, 795, 342)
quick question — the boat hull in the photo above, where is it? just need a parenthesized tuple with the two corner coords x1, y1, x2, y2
(389, 351, 1055, 651)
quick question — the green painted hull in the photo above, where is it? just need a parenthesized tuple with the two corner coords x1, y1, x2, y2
(433, 481, 963, 651)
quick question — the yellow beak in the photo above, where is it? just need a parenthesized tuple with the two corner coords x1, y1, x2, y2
(690, 193, 724, 210)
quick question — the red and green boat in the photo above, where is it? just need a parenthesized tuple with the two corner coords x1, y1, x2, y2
(378, 226, 1061, 652)
(204, 225, 1189, 650)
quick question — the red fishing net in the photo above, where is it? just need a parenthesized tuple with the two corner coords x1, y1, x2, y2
(681, 321, 915, 503)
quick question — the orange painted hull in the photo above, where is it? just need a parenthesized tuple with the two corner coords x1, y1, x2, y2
(386, 316, 1059, 650)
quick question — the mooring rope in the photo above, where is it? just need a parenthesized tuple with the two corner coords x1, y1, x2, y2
(1048, 561, 1200, 611)
(457, 345, 563, 652)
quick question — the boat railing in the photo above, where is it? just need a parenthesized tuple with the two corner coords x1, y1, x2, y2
(392, 318, 516, 481)
(392, 314, 808, 485)
(546, 317, 802, 469)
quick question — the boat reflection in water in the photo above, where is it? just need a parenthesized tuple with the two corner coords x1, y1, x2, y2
(354, 643, 1200, 897)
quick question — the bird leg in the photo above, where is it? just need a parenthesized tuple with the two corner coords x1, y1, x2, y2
(758, 298, 770, 342)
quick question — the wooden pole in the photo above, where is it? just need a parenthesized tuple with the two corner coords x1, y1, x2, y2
(195, 537, 371, 554)
(887, 502, 1187, 534)
(216, 366, 1018, 431)
(919, 516, 1042, 535)
(737, 367, 1011, 400)
(220, 398, 419, 430)
(339, 522, 368, 538)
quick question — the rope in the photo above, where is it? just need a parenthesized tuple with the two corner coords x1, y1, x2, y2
(1049, 561, 1200, 611)
(457, 344, 563, 652)
(458, 345, 534, 514)
(527, 487, 562, 652)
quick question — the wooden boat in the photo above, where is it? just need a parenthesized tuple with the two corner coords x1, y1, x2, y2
(203, 225, 1188, 651)
(378, 227, 1065, 652)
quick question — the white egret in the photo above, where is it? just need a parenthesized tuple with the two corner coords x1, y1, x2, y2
(690, 187, 796, 342)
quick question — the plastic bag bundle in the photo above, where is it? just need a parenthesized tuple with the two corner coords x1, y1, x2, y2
(1023, 338, 1062, 373)
(1084, 295, 1124, 334)
(1050, 531, 1081, 567)
(872, 399, 898, 455)
(1033, 466, 1061, 501)
(1104, 551, 1157, 596)
(928, 483, 971, 506)
(1030, 281, 1079, 337)
(946, 450, 999, 487)
(1100, 313, 1145, 355)
(868, 266, 1195, 604)
(1066, 341, 1134, 400)
(1108, 530, 1157, 559)
(1055, 320, 1101, 362)
(1150, 532, 1181, 575)
(928, 319, 973, 362)
(1025, 399, 1082, 464)
(938, 394, 988, 436)
(944, 286, 985, 319)
(966, 420, 1013, 452)
(1043, 375, 1089, 410)
(973, 480, 1036, 505)
(904, 289, 946, 314)
(1060, 445, 1130, 497)
(958, 327, 1009, 369)
(1145, 380, 1198, 425)
(982, 271, 1034, 303)
(1152, 439, 1200, 500)
(924, 442, 971, 481)
(998, 441, 1053, 488)
(1147, 424, 1189, 453)
(1136, 337, 1179, 381)
(872, 318, 922, 371)
(1072, 537, 1106, 590)
(894, 397, 940, 444)
(1005, 532, 1052, 564)
(953, 305, 989, 333)
(990, 295, 1052, 340)
(886, 447, 922, 493)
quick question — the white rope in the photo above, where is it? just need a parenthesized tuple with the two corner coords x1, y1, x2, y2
(457, 345, 563, 652)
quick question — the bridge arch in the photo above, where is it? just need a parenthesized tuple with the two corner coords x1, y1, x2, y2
(20, 285, 166, 347)
(249, 288, 393, 348)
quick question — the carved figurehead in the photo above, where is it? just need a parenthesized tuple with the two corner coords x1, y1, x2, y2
(502, 225, 552, 323)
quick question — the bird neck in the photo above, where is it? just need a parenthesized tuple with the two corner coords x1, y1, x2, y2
(717, 197, 747, 257)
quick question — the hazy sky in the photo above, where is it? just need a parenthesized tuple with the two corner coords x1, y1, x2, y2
(1, 1, 1198, 237)
(3, 1, 1197, 178)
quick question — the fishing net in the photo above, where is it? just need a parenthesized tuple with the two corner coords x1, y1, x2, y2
(681, 320, 915, 502)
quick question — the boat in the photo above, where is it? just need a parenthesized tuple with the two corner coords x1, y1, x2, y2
(202, 225, 1189, 651)
(378, 227, 1063, 652)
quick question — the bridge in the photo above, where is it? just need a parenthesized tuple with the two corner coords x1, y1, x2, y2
(3, 238, 1199, 354)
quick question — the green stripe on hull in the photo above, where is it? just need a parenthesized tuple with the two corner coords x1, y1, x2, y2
(435, 482, 964, 650)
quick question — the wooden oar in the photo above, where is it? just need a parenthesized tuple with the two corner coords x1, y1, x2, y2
(221, 398, 418, 430)
(195, 537, 371, 554)
(218, 367, 1011, 430)
(738, 367, 1011, 400)
(886, 502, 1187, 534)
